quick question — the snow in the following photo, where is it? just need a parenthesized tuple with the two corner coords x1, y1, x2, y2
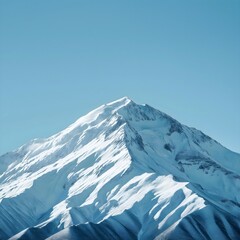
(0, 97, 239, 239)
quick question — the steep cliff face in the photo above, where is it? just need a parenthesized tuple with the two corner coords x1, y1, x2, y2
(0, 97, 239, 240)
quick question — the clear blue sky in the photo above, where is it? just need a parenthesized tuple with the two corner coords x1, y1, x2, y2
(0, 0, 239, 155)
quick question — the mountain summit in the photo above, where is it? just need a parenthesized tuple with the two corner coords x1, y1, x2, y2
(0, 98, 239, 240)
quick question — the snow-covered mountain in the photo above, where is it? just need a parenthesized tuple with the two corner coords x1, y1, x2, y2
(0, 97, 239, 240)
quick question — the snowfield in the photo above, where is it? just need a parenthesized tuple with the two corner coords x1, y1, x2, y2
(0, 97, 239, 239)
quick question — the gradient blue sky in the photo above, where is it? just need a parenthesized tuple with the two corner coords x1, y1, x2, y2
(0, 0, 240, 154)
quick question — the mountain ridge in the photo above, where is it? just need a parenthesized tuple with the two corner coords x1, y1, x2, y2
(0, 97, 239, 239)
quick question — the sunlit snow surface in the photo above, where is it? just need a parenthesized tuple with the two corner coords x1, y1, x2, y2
(0, 97, 239, 240)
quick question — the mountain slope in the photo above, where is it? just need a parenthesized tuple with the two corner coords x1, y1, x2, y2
(0, 97, 239, 240)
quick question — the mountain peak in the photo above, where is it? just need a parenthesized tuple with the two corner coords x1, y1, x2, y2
(107, 96, 133, 106)
(1, 98, 240, 240)
(60, 97, 176, 141)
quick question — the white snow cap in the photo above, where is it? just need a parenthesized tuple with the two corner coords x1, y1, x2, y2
(0, 97, 239, 240)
